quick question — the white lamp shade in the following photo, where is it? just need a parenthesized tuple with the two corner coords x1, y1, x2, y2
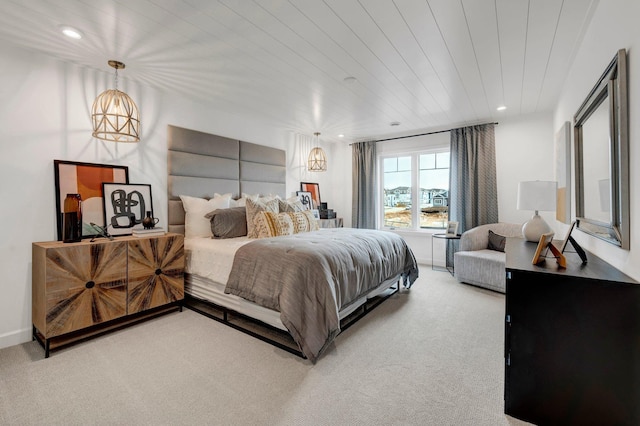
(517, 181, 557, 212)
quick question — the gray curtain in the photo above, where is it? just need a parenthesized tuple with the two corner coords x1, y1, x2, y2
(449, 124, 498, 234)
(352, 141, 377, 229)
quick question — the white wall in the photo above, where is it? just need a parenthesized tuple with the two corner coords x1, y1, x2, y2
(553, 0, 640, 279)
(0, 41, 290, 349)
(495, 112, 555, 226)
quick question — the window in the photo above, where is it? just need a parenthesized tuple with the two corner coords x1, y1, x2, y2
(381, 150, 450, 230)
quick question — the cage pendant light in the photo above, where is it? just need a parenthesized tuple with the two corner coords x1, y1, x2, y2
(307, 132, 327, 172)
(91, 60, 140, 142)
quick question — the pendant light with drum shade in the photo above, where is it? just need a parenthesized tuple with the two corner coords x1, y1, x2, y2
(91, 60, 140, 142)
(307, 132, 327, 172)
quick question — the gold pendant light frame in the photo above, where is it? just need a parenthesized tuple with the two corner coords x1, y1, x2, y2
(307, 132, 327, 172)
(91, 60, 140, 142)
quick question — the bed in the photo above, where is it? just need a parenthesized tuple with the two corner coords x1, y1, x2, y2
(167, 125, 418, 361)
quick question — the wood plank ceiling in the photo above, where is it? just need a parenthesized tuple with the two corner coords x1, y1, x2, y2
(0, 0, 597, 143)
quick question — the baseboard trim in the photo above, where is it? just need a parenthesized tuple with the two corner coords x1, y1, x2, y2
(0, 327, 32, 350)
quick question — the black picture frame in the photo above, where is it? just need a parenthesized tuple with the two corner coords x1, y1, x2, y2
(296, 191, 313, 210)
(559, 221, 577, 253)
(102, 183, 154, 236)
(54, 160, 129, 240)
(300, 182, 321, 209)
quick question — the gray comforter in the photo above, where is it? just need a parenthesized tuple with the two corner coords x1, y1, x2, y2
(225, 228, 418, 362)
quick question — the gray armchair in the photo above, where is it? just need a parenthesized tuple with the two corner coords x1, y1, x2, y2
(454, 223, 523, 293)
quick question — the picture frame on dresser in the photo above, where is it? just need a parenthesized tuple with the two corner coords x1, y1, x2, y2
(532, 232, 555, 265)
(102, 183, 154, 236)
(296, 191, 313, 210)
(54, 160, 129, 240)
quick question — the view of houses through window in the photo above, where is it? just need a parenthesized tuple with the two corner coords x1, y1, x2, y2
(382, 151, 450, 229)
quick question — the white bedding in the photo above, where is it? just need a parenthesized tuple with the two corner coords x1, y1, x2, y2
(185, 236, 251, 284)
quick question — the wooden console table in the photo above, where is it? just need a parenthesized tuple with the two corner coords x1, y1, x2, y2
(32, 233, 184, 357)
(504, 237, 640, 424)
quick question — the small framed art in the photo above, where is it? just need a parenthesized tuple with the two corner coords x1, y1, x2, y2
(296, 191, 313, 210)
(102, 183, 154, 236)
(446, 221, 459, 236)
(532, 232, 555, 265)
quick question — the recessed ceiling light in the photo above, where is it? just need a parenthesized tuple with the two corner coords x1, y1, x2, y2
(338, 134, 345, 138)
(343, 76, 357, 83)
(60, 26, 83, 40)
(390, 121, 400, 127)
(497, 105, 507, 111)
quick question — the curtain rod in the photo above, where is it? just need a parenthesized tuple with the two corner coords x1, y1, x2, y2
(349, 122, 498, 145)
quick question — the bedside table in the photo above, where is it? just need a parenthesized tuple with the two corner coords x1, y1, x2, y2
(431, 233, 461, 275)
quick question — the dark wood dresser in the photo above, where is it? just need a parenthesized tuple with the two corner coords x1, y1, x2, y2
(504, 237, 640, 425)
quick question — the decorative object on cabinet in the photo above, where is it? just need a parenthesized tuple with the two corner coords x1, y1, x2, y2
(62, 193, 82, 243)
(54, 160, 129, 241)
(531, 232, 555, 265)
(307, 132, 327, 172)
(574, 49, 629, 249)
(91, 60, 140, 142)
(32, 233, 184, 357)
(102, 183, 153, 236)
(517, 180, 557, 242)
(318, 201, 336, 219)
(504, 237, 639, 425)
(132, 227, 165, 237)
(300, 182, 321, 209)
(557, 221, 587, 263)
(142, 211, 160, 229)
(554, 121, 572, 223)
(296, 191, 312, 210)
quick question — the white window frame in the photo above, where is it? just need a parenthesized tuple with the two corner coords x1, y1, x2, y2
(378, 146, 450, 232)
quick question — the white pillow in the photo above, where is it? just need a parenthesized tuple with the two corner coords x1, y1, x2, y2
(180, 195, 230, 238)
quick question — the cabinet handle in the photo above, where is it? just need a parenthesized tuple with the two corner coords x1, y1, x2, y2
(85, 281, 95, 289)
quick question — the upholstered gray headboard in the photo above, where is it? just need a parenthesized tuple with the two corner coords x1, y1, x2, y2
(167, 125, 286, 235)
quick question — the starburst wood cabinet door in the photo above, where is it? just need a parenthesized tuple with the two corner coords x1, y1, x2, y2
(127, 234, 184, 314)
(40, 241, 128, 337)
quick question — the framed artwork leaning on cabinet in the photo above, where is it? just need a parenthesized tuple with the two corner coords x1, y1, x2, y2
(54, 160, 129, 240)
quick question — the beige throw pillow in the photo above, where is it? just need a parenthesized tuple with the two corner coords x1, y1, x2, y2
(287, 210, 320, 233)
(245, 197, 280, 238)
(254, 211, 294, 238)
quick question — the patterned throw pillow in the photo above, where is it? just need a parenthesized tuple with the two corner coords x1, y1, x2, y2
(253, 211, 294, 238)
(245, 197, 280, 238)
(278, 196, 305, 213)
(287, 210, 320, 233)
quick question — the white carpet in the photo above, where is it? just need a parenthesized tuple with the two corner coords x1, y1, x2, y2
(0, 266, 530, 425)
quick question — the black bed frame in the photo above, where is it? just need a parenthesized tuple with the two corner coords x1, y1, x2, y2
(184, 281, 402, 359)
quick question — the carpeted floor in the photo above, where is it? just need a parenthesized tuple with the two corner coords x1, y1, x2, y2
(0, 266, 530, 425)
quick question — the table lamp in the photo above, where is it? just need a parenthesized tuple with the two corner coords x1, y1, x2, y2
(517, 181, 557, 242)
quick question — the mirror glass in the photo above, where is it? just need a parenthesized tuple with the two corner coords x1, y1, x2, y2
(574, 49, 629, 249)
(581, 99, 610, 223)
